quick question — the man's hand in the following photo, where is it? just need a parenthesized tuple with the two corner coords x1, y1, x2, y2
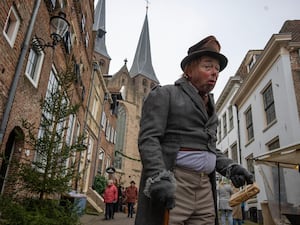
(230, 165, 254, 188)
(149, 179, 175, 209)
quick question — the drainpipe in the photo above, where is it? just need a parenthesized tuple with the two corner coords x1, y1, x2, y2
(234, 104, 242, 164)
(0, 0, 42, 144)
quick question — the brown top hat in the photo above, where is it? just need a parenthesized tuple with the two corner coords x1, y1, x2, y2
(180, 35, 228, 72)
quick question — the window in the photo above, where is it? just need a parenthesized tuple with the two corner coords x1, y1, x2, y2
(91, 96, 99, 119)
(114, 130, 117, 144)
(222, 113, 227, 137)
(231, 143, 238, 163)
(34, 68, 59, 170)
(267, 137, 280, 151)
(66, 114, 76, 146)
(63, 31, 72, 54)
(87, 137, 94, 162)
(110, 127, 114, 143)
(142, 79, 148, 86)
(246, 154, 255, 177)
(247, 55, 257, 73)
(85, 32, 89, 48)
(99, 59, 105, 68)
(224, 149, 229, 158)
(105, 157, 111, 179)
(71, 120, 80, 164)
(217, 120, 221, 141)
(35, 66, 71, 171)
(228, 105, 234, 130)
(3, 5, 20, 47)
(245, 107, 254, 141)
(114, 105, 126, 170)
(101, 112, 107, 130)
(81, 14, 86, 32)
(58, 0, 67, 8)
(105, 122, 110, 141)
(263, 84, 276, 125)
(51, 0, 56, 9)
(25, 48, 45, 87)
(98, 149, 104, 174)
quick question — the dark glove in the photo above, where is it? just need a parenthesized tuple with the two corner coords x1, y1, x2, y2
(230, 165, 254, 188)
(149, 179, 175, 209)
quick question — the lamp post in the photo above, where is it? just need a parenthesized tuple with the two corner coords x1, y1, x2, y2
(32, 12, 70, 52)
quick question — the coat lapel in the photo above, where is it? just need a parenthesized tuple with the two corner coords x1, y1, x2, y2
(175, 78, 210, 119)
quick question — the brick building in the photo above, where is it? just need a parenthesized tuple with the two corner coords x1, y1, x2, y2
(0, 0, 95, 194)
(0, 0, 160, 214)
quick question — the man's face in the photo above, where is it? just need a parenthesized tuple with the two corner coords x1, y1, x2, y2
(186, 56, 220, 94)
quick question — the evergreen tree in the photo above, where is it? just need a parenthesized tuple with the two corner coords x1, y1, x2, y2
(17, 65, 86, 200)
(0, 65, 86, 224)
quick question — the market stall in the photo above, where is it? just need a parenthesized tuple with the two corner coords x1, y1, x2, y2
(254, 143, 300, 225)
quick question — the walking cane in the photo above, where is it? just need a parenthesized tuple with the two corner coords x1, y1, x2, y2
(163, 209, 169, 225)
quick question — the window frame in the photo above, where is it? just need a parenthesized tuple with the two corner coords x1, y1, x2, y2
(3, 5, 21, 47)
(222, 113, 227, 138)
(228, 105, 234, 130)
(245, 106, 254, 141)
(262, 83, 276, 125)
(25, 48, 45, 88)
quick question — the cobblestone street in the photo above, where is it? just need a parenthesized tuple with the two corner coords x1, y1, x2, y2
(80, 212, 135, 225)
(80, 212, 259, 225)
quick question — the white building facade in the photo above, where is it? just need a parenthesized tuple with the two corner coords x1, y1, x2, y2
(217, 21, 300, 224)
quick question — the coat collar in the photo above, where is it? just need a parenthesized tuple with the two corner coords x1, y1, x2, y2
(175, 77, 216, 119)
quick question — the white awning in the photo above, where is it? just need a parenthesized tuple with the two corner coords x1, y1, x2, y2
(254, 142, 300, 169)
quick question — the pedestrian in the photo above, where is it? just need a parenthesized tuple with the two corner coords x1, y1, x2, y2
(113, 180, 119, 213)
(241, 201, 246, 223)
(117, 185, 125, 212)
(125, 180, 138, 218)
(103, 179, 118, 220)
(134, 35, 254, 225)
(217, 179, 233, 225)
(232, 187, 243, 225)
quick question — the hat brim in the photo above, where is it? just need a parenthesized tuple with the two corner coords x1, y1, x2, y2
(180, 50, 228, 72)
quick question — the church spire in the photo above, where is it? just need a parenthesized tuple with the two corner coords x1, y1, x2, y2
(129, 8, 159, 83)
(93, 0, 110, 59)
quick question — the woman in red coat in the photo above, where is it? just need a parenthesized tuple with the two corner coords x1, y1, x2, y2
(103, 179, 118, 220)
(125, 180, 138, 218)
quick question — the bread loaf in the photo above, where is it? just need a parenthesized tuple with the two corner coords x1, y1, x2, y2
(229, 183, 260, 207)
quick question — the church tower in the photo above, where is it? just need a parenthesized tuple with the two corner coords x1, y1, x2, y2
(93, 0, 111, 74)
(106, 8, 159, 186)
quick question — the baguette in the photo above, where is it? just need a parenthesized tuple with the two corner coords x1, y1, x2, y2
(229, 183, 260, 207)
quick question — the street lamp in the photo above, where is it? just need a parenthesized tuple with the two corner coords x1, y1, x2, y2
(32, 12, 70, 52)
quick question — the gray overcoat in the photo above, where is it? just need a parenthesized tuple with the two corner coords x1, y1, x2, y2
(135, 77, 235, 225)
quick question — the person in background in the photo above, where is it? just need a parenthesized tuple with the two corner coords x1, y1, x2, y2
(103, 179, 118, 220)
(232, 187, 243, 225)
(217, 179, 233, 225)
(117, 185, 124, 212)
(241, 201, 246, 223)
(113, 180, 119, 213)
(134, 35, 253, 225)
(125, 180, 138, 218)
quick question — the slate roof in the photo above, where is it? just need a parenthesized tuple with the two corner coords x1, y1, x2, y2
(129, 14, 159, 83)
(93, 0, 110, 59)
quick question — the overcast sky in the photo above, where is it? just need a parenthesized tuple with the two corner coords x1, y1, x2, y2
(97, 0, 300, 100)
